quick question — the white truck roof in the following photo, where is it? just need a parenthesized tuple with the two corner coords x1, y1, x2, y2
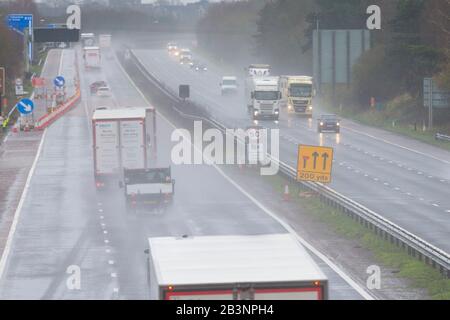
(84, 46, 100, 50)
(253, 77, 279, 87)
(93, 107, 147, 120)
(148, 234, 327, 287)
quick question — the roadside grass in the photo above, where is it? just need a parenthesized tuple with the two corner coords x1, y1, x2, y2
(263, 172, 450, 300)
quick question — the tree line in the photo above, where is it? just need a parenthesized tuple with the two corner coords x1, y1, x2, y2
(196, 0, 450, 122)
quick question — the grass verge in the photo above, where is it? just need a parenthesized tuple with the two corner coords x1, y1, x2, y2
(264, 172, 450, 300)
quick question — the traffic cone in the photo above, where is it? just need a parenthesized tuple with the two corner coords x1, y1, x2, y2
(283, 184, 290, 201)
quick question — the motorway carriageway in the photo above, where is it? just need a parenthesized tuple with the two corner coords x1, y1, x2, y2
(0, 47, 370, 300)
(132, 48, 450, 255)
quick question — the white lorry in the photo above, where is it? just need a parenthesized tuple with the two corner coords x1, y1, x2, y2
(92, 107, 156, 189)
(83, 46, 101, 69)
(280, 76, 315, 117)
(81, 33, 96, 47)
(147, 234, 328, 300)
(246, 77, 282, 120)
(99, 34, 112, 49)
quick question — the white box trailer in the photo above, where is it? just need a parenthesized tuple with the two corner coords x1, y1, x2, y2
(92, 107, 156, 189)
(147, 234, 328, 300)
(99, 34, 112, 48)
(83, 46, 101, 69)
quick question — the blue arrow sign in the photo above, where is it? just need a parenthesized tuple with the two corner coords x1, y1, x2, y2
(17, 98, 34, 115)
(7, 14, 33, 34)
(54, 76, 65, 88)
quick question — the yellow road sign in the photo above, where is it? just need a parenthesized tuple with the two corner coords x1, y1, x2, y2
(297, 145, 334, 183)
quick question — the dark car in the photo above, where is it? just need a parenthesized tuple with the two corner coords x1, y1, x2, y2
(90, 81, 108, 95)
(318, 114, 340, 133)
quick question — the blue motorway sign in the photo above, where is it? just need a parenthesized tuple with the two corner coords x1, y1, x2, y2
(17, 98, 34, 115)
(7, 14, 33, 34)
(54, 76, 66, 88)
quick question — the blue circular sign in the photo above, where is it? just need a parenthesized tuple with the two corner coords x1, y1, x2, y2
(17, 98, 34, 115)
(54, 76, 65, 88)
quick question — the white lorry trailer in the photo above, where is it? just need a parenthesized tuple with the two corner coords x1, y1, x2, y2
(99, 34, 112, 49)
(92, 107, 156, 189)
(83, 46, 101, 69)
(280, 76, 315, 117)
(147, 234, 328, 300)
(246, 77, 282, 120)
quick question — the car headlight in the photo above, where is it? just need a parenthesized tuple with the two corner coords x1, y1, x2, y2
(275, 110, 280, 115)
(308, 106, 313, 110)
(320, 122, 324, 126)
(254, 111, 259, 116)
(337, 122, 340, 126)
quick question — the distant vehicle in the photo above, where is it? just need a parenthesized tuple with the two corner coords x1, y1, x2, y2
(89, 80, 108, 95)
(247, 64, 271, 77)
(121, 167, 175, 213)
(167, 42, 178, 54)
(90, 81, 108, 95)
(220, 76, 238, 95)
(318, 114, 340, 133)
(246, 77, 281, 120)
(280, 76, 315, 117)
(180, 56, 193, 66)
(179, 48, 192, 62)
(92, 107, 157, 189)
(190, 61, 207, 72)
(83, 46, 101, 69)
(96, 86, 111, 97)
(147, 234, 328, 300)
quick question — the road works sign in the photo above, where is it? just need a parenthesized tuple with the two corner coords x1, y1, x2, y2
(297, 145, 334, 183)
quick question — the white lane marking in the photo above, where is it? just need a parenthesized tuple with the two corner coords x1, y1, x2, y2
(103, 230, 108, 234)
(0, 130, 48, 280)
(395, 187, 401, 191)
(343, 126, 450, 165)
(106, 249, 111, 253)
(113, 288, 119, 293)
(446, 210, 450, 213)
(117, 58, 375, 300)
(100, 215, 104, 220)
(108, 260, 114, 265)
(432, 204, 440, 208)
(110, 273, 117, 278)
(104, 240, 109, 244)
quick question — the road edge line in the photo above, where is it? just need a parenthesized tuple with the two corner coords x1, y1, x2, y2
(0, 128, 48, 281)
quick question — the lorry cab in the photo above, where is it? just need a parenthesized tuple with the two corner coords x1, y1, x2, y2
(281, 76, 315, 117)
(247, 77, 281, 120)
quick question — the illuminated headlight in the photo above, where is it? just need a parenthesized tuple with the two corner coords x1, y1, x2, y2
(254, 111, 260, 116)
(337, 122, 340, 126)
(275, 110, 280, 115)
(308, 106, 313, 110)
(320, 122, 324, 126)
(288, 104, 293, 110)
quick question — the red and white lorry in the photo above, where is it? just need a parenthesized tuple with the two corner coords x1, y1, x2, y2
(147, 234, 328, 300)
